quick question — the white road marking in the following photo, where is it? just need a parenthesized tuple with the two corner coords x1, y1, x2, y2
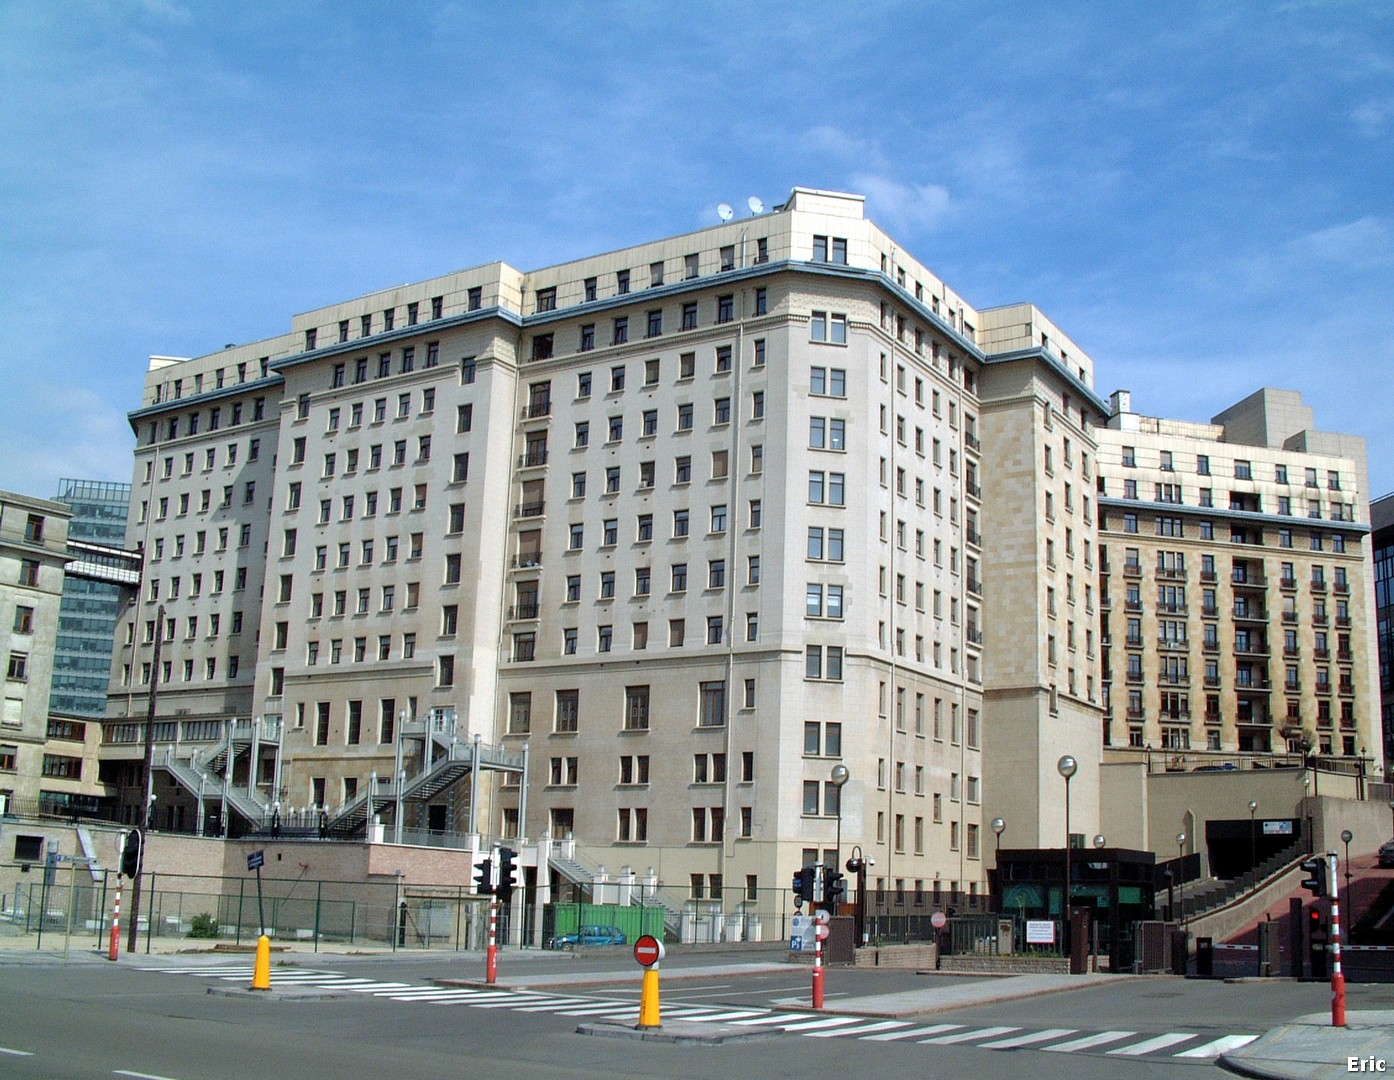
(0, 1047, 35, 1056)
(1175, 1034, 1259, 1059)
(775, 1016, 868, 1033)
(1044, 1030, 1137, 1053)
(1109, 1032, 1200, 1056)
(804, 1020, 910, 1038)
(862, 1024, 964, 1041)
(919, 1025, 1020, 1044)
(114, 1071, 184, 1080)
(978, 1028, 1079, 1049)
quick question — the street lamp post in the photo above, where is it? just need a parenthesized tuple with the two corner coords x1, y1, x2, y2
(1176, 832, 1187, 925)
(991, 817, 1006, 859)
(1388, 799, 1394, 840)
(1057, 755, 1078, 957)
(829, 764, 849, 867)
(1249, 800, 1259, 877)
(1342, 828, 1354, 902)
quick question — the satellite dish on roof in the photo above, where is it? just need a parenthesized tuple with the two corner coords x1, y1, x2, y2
(716, 203, 734, 222)
(748, 196, 764, 214)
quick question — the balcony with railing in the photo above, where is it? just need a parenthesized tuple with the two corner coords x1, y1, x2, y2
(515, 500, 545, 518)
(1279, 575, 1298, 590)
(511, 552, 543, 569)
(523, 397, 553, 420)
(1200, 569, 1218, 583)
(1232, 570, 1267, 589)
(966, 577, 983, 596)
(1158, 636, 1189, 652)
(509, 603, 540, 620)
(519, 448, 549, 469)
(1232, 605, 1267, 622)
(1334, 581, 1350, 595)
(1311, 579, 1328, 594)
(1123, 561, 1142, 578)
(965, 481, 982, 499)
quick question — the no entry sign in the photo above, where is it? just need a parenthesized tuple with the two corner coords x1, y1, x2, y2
(633, 934, 665, 967)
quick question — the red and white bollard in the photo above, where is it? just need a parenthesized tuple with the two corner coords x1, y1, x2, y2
(485, 897, 499, 985)
(1330, 852, 1346, 1027)
(108, 877, 122, 961)
(811, 923, 825, 1009)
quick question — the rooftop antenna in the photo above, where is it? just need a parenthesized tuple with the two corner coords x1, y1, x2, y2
(716, 203, 734, 222)
(747, 196, 764, 215)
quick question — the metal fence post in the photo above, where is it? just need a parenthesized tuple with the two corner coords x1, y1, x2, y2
(313, 880, 322, 953)
(97, 871, 109, 947)
(145, 872, 155, 954)
(235, 879, 245, 946)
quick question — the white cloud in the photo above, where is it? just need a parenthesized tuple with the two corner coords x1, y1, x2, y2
(1288, 217, 1392, 269)
(1352, 99, 1394, 138)
(852, 174, 953, 234)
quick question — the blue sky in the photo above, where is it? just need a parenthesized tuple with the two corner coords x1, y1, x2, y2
(2, 1, 1391, 501)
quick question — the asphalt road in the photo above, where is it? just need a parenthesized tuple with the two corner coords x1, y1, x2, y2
(0, 949, 1383, 1080)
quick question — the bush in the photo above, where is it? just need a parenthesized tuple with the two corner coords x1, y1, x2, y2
(188, 913, 220, 939)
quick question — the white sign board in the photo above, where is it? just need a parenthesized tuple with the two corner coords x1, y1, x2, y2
(1026, 919, 1057, 945)
(789, 913, 815, 952)
(1262, 820, 1294, 836)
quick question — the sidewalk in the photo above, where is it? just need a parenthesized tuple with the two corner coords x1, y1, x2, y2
(1220, 1011, 1394, 1080)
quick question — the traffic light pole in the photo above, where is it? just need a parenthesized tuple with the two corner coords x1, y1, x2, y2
(1330, 852, 1346, 1028)
(108, 874, 122, 961)
(486, 896, 499, 984)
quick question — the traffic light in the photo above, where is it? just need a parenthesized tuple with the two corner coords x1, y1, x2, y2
(792, 868, 807, 907)
(1301, 856, 1327, 897)
(474, 856, 495, 895)
(823, 866, 846, 910)
(497, 847, 518, 902)
(120, 829, 142, 878)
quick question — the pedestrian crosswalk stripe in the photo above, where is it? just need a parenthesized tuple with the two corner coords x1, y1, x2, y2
(727, 1012, 821, 1026)
(979, 1028, 1079, 1049)
(862, 1024, 963, 1041)
(920, 1025, 1020, 1045)
(1174, 1034, 1259, 1059)
(1044, 1031, 1137, 1053)
(775, 1017, 867, 1033)
(805, 1021, 909, 1039)
(1108, 1032, 1199, 1056)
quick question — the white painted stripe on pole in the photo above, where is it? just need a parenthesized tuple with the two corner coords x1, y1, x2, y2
(919, 1025, 1020, 1045)
(978, 1028, 1079, 1049)
(1044, 1030, 1137, 1052)
(806, 1020, 910, 1038)
(0, 1047, 35, 1056)
(1175, 1034, 1259, 1058)
(862, 1024, 964, 1042)
(1109, 1032, 1199, 1056)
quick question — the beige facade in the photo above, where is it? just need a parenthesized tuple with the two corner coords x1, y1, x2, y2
(101, 190, 1022, 903)
(1096, 389, 1380, 764)
(93, 186, 1383, 913)
(0, 492, 72, 808)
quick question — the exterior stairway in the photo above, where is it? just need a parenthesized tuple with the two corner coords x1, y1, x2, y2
(158, 748, 271, 828)
(547, 844, 685, 937)
(326, 712, 526, 838)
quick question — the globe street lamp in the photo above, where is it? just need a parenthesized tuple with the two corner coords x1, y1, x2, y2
(1093, 834, 1106, 849)
(991, 817, 1006, 858)
(1249, 800, 1259, 877)
(830, 764, 849, 866)
(1057, 755, 1078, 955)
(1342, 828, 1354, 901)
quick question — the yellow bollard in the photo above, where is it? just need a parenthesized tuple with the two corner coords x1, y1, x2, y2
(638, 964, 660, 1028)
(250, 934, 272, 990)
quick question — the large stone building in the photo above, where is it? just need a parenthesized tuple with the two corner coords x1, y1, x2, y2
(1097, 389, 1380, 765)
(93, 187, 1380, 906)
(1374, 493, 1394, 772)
(0, 492, 72, 812)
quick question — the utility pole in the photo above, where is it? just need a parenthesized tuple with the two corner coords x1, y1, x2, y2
(127, 603, 164, 954)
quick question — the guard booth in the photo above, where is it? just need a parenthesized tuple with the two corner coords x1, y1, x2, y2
(990, 847, 1157, 972)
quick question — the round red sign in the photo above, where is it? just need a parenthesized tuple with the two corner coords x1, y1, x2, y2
(633, 934, 664, 967)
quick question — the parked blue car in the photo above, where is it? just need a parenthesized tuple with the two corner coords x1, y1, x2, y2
(550, 924, 627, 949)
